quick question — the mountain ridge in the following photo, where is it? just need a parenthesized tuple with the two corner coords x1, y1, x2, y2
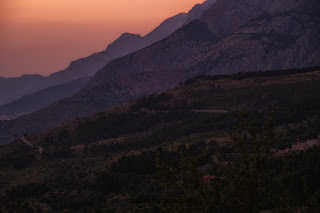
(0, 0, 217, 105)
(0, 77, 91, 117)
(1, 0, 319, 143)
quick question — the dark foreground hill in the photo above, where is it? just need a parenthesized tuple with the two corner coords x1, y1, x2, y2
(1, 0, 319, 141)
(0, 68, 319, 212)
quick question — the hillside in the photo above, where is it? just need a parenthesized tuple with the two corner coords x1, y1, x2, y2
(19, 67, 320, 148)
(184, 0, 218, 24)
(0, 77, 91, 117)
(0, 68, 319, 212)
(1, 0, 318, 141)
(0, 75, 47, 106)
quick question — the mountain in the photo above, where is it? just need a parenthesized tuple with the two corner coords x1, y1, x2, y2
(1, 68, 320, 211)
(17, 67, 320, 148)
(0, 75, 47, 105)
(103, 33, 144, 59)
(144, 13, 187, 45)
(0, 0, 216, 106)
(0, 77, 91, 117)
(184, 0, 218, 24)
(1, 0, 319, 142)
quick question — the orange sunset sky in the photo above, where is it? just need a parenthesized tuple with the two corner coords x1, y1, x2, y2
(0, 0, 205, 77)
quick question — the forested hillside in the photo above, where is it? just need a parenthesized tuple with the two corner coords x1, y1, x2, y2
(0, 67, 320, 212)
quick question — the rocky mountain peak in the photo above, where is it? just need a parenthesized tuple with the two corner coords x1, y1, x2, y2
(118, 33, 142, 39)
(185, 0, 218, 24)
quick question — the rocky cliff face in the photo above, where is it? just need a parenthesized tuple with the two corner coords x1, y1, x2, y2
(2, 0, 320, 140)
(196, 0, 320, 74)
(82, 0, 320, 96)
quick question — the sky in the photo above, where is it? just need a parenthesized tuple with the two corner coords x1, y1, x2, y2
(0, 0, 204, 78)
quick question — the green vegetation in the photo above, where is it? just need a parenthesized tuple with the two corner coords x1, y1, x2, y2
(0, 68, 320, 212)
(0, 141, 35, 170)
(183, 66, 320, 85)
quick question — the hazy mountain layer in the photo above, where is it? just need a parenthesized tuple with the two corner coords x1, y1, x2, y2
(0, 77, 91, 117)
(184, 0, 218, 24)
(0, 0, 217, 106)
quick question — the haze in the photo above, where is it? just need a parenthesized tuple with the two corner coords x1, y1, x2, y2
(0, 0, 204, 77)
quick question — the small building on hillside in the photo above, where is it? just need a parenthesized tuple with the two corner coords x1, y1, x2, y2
(203, 175, 215, 186)
(277, 148, 291, 155)
(306, 139, 319, 148)
(277, 134, 320, 154)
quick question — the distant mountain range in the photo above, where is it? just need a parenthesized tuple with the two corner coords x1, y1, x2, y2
(1, 0, 319, 144)
(0, 77, 91, 117)
(0, 0, 217, 107)
(185, 0, 218, 24)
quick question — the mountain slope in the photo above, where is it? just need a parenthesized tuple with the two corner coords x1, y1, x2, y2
(0, 0, 217, 106)
(1, 68, 320, 213)
(0, 77, 91, 117)
(0, 75, 47, 105)
(24, 68, 320, 149)
(1, 0, 320, 142)
(184, 0, 218, 24)
(144, 13, 187, 45)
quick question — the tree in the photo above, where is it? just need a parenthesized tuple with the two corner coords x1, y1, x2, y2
(230, 110, 275, 212)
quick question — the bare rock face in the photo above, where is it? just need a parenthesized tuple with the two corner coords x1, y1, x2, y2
(196, 0, 320, 74)
(84, 0, 320, 94)
(2, 0, 320, 139)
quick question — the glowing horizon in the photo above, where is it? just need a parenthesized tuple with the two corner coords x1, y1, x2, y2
(0, 0, 204, 78)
